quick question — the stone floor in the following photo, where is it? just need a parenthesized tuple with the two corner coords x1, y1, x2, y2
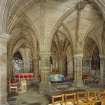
(8, 82, 49, 105)
(8, 81, 73, 105)
(8, 89, 49, 105)
(8, 82, 105, 105)
(8, 96, 17, 105)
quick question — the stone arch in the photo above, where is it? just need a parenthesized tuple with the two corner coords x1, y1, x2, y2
(1, 0, 105, 34)
(49, 7, 75, 49)
(49, 0, 104, 49)
(51, 25, 74, 80)
(8, 15, 39, 57)
(13, 51, 23, 60)
(7, 15, 40, 81)
(83, 37, 100, 57)
(81, 2, 104, 55)
(83, 36, 100, 86)
(12, 38, 31, 55)
(83, 28, 102, 55)
(1, 0, 39, 33)
(0, 0, 9, 32)
(8, 14, 40, 39)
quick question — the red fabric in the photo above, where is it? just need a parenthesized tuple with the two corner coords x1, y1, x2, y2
(82, 74, 89, 80)
(11, 80, 16, 83)
(15, 73, 33, 78)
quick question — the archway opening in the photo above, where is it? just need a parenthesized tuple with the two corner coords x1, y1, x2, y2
(7, 17, 40, 103)
(83, 37, 100, 87)
(50, 30, 74, 83)
(12, 51, 24, 76)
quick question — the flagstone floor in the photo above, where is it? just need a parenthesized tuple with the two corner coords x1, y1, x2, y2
(8, 82, 105, 105)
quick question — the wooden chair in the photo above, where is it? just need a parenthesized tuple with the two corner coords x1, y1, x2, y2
(88, 91, 97, 100)
(77, 92, 91, 105)
(52, 94, 64, 105)
(87, 91, 100, 105)
(82, 74, 89, 84)
(64, 93, 77, 105)
(98, 91, 105, 105)
(9, 80, 18, 93)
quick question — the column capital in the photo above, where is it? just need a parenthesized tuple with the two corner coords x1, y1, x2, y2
(83, 57, 92, 60)
(99, 54, 105, 59)
(40, 51, 51, 57)
(0, 33, 9, 40)
(32, 57, 39, 60)
(74, 53, 83, 57)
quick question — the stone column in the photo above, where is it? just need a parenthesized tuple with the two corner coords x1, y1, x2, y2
(32, 57, 39, 79)
(23, 48, 31, 72)
(59, 58, 63, 74)
(0, 33, 9, 105)
(51, 54, 57, 71)
(67, 58, 73, 79)
(73, 54, 84, 88)
(82, 57, 91, 74)
(19, 48, 31, 72)
(39, 51, 51, 92)
(39, 51, 51, 82)
(99, 55, 105, 86)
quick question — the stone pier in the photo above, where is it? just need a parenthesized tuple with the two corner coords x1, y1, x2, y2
(39, 51, 51, 92)
(0, 33, 9, 105)
(73, 54, 84, 88)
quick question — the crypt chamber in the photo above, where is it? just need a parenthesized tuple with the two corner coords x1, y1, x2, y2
(1, 0, 105, 105)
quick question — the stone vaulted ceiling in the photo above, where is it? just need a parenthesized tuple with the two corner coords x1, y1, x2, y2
(1, 0, 105, 54)
(0, 0, 104, 34)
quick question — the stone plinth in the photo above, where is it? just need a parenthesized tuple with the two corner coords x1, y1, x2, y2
(0, 33, 9, 105)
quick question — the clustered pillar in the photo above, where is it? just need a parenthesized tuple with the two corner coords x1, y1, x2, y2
(73, 54, 84, 88)
(32, 57, 39, 79)
(23, 48, 31, 72)
(39, 51, 51, 91)
(100, 55, 105, 86)
(0, 34, 9, 105)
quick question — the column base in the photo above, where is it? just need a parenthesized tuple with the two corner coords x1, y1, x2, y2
(0, 102, 9, 105)
(99, 82, 104, 87)
(39, 81, 50, 94)
(73, 80, 84, 88)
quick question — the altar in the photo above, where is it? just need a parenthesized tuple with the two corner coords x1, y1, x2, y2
(48, 74, 65, 83)
(15, 73, 33, 79)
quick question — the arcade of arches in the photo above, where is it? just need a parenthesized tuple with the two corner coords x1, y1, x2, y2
(1, 0, 105, 105)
